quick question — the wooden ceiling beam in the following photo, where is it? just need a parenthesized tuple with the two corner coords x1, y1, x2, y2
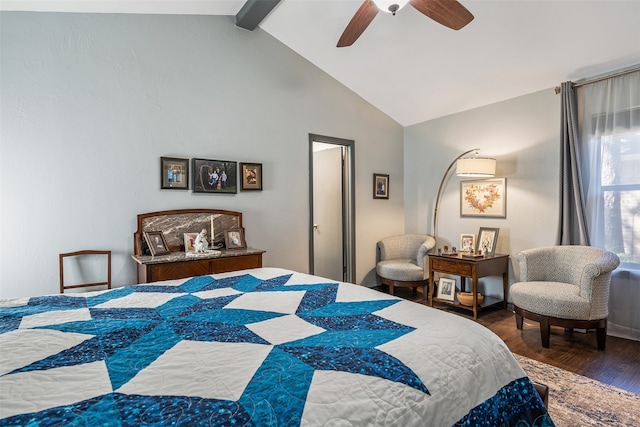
(235, 0, 281, 31)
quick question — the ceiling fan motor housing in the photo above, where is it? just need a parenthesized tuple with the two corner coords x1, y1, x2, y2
(374, 0, 408, 15)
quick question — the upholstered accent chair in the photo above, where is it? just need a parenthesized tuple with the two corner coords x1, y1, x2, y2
(510, 245, 620, 350)
(376, 234, 436, 296)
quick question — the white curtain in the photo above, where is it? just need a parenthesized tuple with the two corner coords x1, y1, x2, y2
(576, 70, 640, 264)
(576, 69, 640, 341)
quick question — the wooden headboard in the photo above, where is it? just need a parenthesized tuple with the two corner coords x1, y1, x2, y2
(133, 208, 242, 255)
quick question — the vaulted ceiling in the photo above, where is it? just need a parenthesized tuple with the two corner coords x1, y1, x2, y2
(3, 0, 639, 126)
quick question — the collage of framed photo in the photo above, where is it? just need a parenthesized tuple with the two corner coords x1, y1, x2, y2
(159, 156, 264, 194)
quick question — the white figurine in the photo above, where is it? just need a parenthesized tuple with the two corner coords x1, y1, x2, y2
(194, 229, 208, 253)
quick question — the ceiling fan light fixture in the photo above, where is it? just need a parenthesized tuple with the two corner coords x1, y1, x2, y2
(374, 0, 409, 15)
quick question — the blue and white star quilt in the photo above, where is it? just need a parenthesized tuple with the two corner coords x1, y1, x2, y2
(0, 268, 553, 426)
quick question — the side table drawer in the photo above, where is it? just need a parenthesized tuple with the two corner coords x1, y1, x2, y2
(210, 254, 262, 274)
(431, 258, 473, 276)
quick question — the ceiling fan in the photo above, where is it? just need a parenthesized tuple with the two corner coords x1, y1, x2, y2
(337, 0, 474, 47)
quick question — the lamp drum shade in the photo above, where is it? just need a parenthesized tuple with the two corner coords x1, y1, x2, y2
(456, 157, 496, 177)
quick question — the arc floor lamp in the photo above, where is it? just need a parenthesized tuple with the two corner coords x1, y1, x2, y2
(433, 149, 496, 243)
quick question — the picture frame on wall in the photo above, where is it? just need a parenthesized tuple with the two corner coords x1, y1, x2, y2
(143, 231, 170, 256)
(477, 227, 500, 256)
(373, 173, 389, 199)
(160, 157, 189, 190)
(225, 228, 246, 250)
(192, 158, 237, 194)
(240, 163, 263, 191)
(460, 178, 506, 218)
(437, 278, 456, 301)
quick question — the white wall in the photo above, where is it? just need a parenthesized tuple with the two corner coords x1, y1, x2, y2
(404, 88, 638, 340)
(404, 88, 560, 291)
(0, 12, 404, 298)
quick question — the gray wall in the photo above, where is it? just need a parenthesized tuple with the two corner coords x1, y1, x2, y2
(403, 88, 638, 341)
(0, 12, 405, 298)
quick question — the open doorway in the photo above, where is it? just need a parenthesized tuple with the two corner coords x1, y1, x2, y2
(309, 134, 355, 283)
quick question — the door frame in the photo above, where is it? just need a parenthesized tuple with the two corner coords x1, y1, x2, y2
(308, 134, 355, 283)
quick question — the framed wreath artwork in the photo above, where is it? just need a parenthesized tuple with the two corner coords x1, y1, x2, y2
(460, 178, 506, 218)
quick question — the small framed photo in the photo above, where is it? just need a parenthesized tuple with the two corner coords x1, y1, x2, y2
(437, 278, 456, 301)
(461, 178, 506, 218)
(460, 234, 476, 253)
(160, 157, 189, 190)
(240, 163, 263, 191)
(373, 173, 389, 199)
(192, 158, 237, 194)
(225, 228, 246, 249)
(477, 227, 500, 256)
(143, 231, 170, 256)
(184, 232, 198, 253)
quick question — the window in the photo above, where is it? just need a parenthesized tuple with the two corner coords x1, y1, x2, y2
(580, 72, 640, 269)
(597, 129, 640, 268)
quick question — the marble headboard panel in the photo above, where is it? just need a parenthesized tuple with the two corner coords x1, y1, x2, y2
(133, 209, 242, 255)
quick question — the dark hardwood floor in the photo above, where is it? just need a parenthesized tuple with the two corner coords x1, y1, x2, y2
(387, 287, 640, 396)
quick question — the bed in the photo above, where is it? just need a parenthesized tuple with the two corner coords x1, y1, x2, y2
(0, 268, 553, 426)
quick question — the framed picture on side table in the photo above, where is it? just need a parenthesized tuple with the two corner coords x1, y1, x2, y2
(143, 231, 170, 256)
(437, 278, 456, 301)
(477, 227, 500, 256)
(460, 234, 476, 253)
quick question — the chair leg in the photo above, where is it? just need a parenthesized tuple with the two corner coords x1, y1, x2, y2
(388, 284, 395, 295)
(596, 327, 607, 351)
(515, 312, 523, 330)
(540, 317, 551, 348)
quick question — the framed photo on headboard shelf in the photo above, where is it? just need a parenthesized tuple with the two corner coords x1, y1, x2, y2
(225, 228, 246, 250)
(143, 231, 170, 256)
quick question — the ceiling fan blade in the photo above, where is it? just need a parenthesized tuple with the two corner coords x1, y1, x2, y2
(337, 0, 379, 47)
(409, 0, 474, 30)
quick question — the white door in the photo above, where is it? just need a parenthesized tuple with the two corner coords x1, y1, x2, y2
(312, 143, 344, 281)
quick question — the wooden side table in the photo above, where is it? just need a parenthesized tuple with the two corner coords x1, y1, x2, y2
(428, 253, 509, 320)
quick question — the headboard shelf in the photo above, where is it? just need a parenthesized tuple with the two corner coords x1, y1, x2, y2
(133, 208, 243, 255)
(132, 208, 264, 283)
